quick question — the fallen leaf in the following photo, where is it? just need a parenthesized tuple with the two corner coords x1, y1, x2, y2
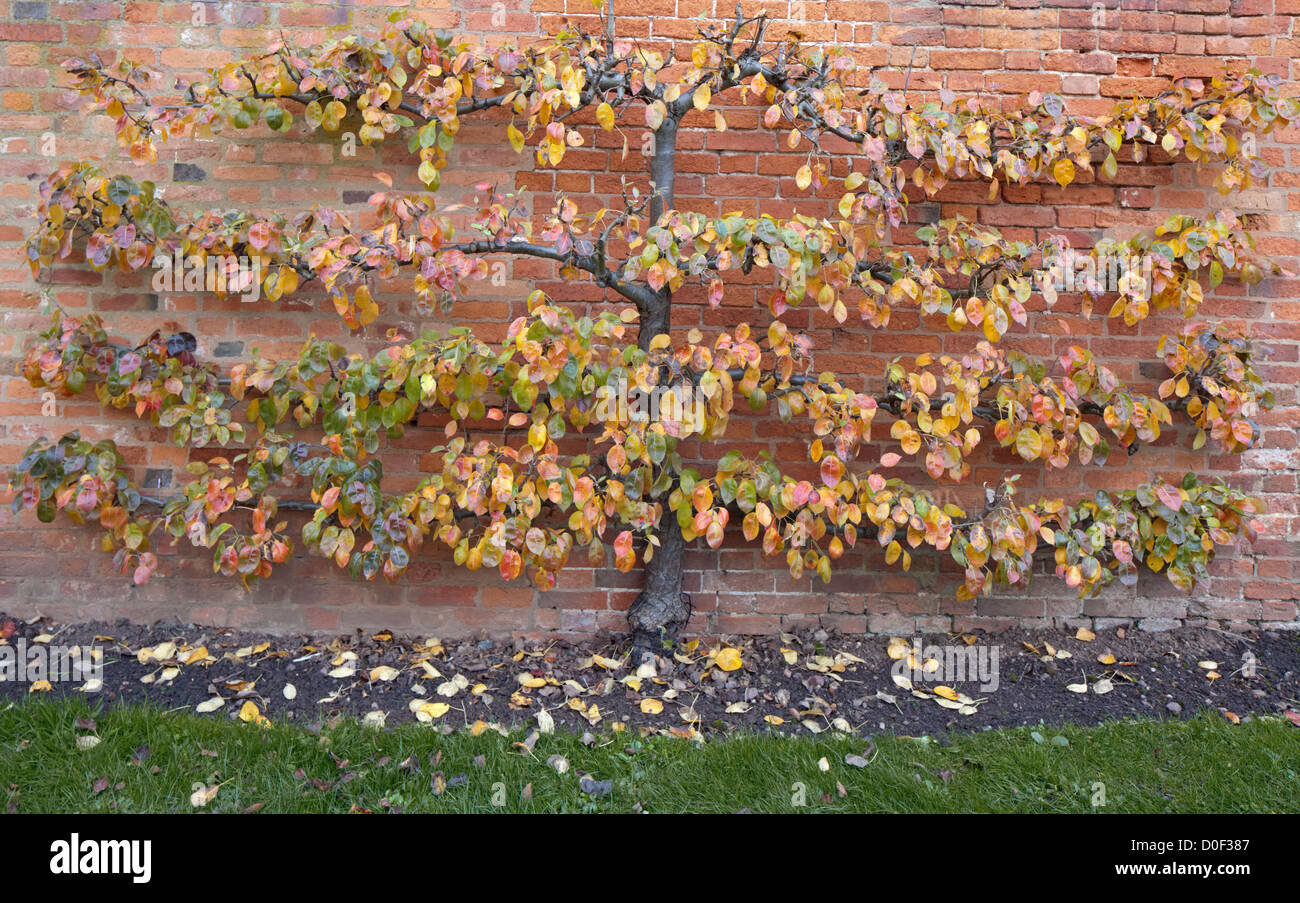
(580, 775, 613, 798)
(238, 700, 267, 725)
(414, 701, 450, 722)
(715, 648, 743, 671)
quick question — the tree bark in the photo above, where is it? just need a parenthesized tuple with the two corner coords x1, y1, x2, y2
(627, 512, 690, 660)
(626, 114, 691, 660)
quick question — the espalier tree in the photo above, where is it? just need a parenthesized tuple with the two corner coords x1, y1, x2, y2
(11, 4, 1294, 658)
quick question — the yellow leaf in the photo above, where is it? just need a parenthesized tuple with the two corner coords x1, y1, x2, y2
(507, 122, 525, 153)
(596, 102, 615, 131)
(796, 164, 812, 190)
(715, 647, 743, 671)
(1051, 157, 1075, 187)
(1075, 627, 1095, 642)
(416, 701, 450, 722)
(693, 83, 711, 112)
(640, 698, 664, 715)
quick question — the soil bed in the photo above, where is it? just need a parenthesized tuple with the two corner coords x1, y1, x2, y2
(2, 613, 1296, 738)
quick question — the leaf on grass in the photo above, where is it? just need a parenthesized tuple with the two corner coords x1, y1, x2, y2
(190, 784, 219, 808)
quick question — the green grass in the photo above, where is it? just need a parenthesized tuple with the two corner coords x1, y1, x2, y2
(1, 698, 1297, 813)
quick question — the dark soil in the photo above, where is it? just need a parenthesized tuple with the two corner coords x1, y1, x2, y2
(2, 613, 1297, 739)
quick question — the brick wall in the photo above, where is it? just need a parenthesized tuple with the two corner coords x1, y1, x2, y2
(0, 0, 1297, 640)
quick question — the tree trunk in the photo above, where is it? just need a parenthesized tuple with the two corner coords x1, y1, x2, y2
(626, 114, 690, 660)
(627, 511, 690, 660)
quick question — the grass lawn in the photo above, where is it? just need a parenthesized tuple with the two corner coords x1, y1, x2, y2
(1, 698, 1297, 813)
